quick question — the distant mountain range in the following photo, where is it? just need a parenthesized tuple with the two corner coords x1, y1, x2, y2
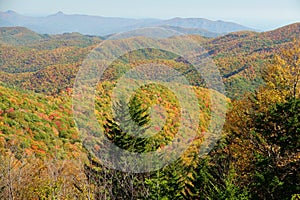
(0, 10, 256, 37)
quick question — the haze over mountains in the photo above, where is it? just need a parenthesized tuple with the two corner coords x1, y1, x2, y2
(0, 10, 256, 37)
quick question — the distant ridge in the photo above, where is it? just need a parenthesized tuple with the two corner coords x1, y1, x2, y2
(0, 10, 256, 37)
(0, 26, 103, 46)
(0, 23, 298, 47)
(157, 17, 254, 33)
(0, 26, 45, 45)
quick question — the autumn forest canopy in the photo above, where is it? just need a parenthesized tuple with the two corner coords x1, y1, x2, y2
(0, 21, 299, 200)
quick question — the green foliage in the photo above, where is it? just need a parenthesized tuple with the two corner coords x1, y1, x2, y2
(85, 98, 154, 199)
(145, 155, 250, 200)
(291, 194, 300, 200)
(249, 98, 300, 200)
(103, 97, 158, 153)
(222, 41, 300, 200)
(255, 98, 300, 154)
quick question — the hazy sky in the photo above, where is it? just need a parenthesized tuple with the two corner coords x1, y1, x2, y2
(0, 0, 300, 30)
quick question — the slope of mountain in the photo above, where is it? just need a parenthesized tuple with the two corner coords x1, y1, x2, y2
(0, 82, 83, 158)
(200, 22, 300, 98)
(262, 22, 300, 42)
(159, 25, 222, 37)
(0, 10, 255, 36)
(0, 26, 47, 45)
(157, 17, 255, 33)
(0, 76, 225, 160)
(0, 26, 103, 47)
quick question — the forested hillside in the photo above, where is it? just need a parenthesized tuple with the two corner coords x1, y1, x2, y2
(0, 23, 299, 98)
(0, 23, 299, 199)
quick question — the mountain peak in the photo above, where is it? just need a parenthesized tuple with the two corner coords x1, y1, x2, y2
(51, 11, 65, 16)
(47, 11, 66, 18)
(56, 11, 64, 15)
(0, 10, 20, 18)
(5, 10, 17, 14)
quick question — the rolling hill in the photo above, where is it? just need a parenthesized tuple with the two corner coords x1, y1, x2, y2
(0, 23, 299, 98)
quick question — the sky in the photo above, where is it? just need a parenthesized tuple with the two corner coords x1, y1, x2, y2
(0, 0, 300, 30)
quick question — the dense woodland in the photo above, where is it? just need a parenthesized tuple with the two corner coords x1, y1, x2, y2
(0, 23, 299, 199)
